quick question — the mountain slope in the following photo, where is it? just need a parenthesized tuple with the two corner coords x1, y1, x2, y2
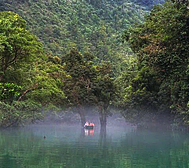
(0, 0, 164, 75)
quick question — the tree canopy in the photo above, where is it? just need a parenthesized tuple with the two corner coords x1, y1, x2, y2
(0, 11, 42, 82)
(122, 1, 189, 124)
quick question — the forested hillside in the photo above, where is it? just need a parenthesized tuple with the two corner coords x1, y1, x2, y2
(2, 0, 189, 128)
(0, 0, 164, 76)
(120, 0, 189, 125)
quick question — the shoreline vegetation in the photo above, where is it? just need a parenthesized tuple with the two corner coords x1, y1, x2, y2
(0, 0, 189, 129)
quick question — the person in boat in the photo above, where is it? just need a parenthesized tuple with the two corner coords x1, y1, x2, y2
(89, 122, 94, 127)
(84, 121, 94, 128)
(84, 121, 89, 127)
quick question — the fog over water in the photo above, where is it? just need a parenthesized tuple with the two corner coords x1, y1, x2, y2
(0, 113, 189, 168)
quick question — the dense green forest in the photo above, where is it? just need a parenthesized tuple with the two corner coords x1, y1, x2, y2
(0, 0, 164, 75)
(0, 0, 189, 128)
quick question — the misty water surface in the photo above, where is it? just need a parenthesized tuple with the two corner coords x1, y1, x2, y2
(0, 123, 189, 168)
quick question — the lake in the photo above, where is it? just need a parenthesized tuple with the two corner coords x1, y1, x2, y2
(0, 124, 189, 168)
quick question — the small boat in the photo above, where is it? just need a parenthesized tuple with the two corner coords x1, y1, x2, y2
(84, 125, 94, 129)
(84, 122, 94, 129)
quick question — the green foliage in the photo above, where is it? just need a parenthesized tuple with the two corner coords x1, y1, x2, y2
(128, 67, 159, 109)
(119, 66, 160, 122)
(62, 48, 97, 107)
(0, 11, 42, 81)
(0, 1, 169, 127)
(62, 48, 115, 109)
(171, 0, 189, 7)
(122, 1, 189, 124)
(114, 56, 138, 105)
(0, 11, 68, 127)
(93, 62, 116, 126)
(94, 63, 115, 104)
(0, 100, 42, 128)
(24, 56, 67, 108)
(0, 82, 22, 104)
(0, 0, 154, 76)
(124, 2, 189, 78)
(62, 48, 116, 126)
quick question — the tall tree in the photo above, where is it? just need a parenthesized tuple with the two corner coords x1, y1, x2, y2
(93, 63, 115, 127)
(0, 11, 42, 82)
(62, 48, 97, 126)
(0, 12, 68, 127)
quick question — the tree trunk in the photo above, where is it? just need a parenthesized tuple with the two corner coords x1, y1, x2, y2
(100, 112, 107, 127)
(99, 102, 109, 128)
(99, 105, 107, 128)
(78, 106, 86, 127)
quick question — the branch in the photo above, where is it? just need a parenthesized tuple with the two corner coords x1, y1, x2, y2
(17, 84, 38, 102)
(7, 48, 19, 65)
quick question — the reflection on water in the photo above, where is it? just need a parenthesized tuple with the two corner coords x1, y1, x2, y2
(0, 124, 189, 168)
(84, 128, 94, 136)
